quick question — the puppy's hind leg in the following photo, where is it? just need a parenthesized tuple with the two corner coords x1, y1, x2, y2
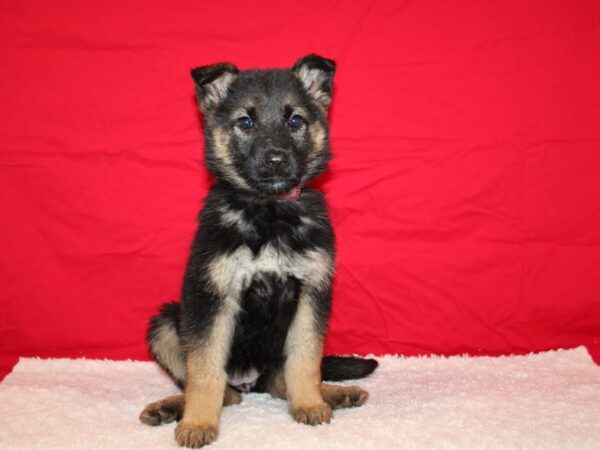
(268, 375, 368, 411)
(141, 302, 243, 429)
(147, 302, 187, 388)
(320, 383, 369, 409)
(140, 395, 183, 426)
(139, 387, 242, 426)
(141, 303, 187, 427)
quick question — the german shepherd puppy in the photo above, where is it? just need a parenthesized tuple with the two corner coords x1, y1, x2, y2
(139, 54, 377, 448)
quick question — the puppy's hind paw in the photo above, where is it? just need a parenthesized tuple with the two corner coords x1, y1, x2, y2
(139, 395, 183, 426)
(322, 385, 369, 409)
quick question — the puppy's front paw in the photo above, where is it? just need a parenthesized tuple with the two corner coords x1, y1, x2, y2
(291, 403, 332, 425)
(175, 421, 218, 448)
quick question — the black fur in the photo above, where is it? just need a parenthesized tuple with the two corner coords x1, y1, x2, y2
(177, 186, 335, 355)
(321, 356, 379, 381)
(149, 301, 378, 393)
(143, 55, 377, 446)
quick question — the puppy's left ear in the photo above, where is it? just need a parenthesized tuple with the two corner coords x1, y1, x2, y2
(293, 54, 336, 109)
(191, 63, 239, 113)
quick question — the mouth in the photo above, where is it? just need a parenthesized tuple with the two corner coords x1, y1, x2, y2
(256, 177, 301, 200)
(276, 186, 301, 201)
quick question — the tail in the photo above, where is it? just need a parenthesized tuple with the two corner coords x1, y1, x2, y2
(321, 355, 378, 381)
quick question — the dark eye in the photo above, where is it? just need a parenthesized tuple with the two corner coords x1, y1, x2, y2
(288, 114, 304, 129)
(238, 116, 254, 129)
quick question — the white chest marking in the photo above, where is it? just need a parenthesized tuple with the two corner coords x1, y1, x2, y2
(207, 244, 333, 301)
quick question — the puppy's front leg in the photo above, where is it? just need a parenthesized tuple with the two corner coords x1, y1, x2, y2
(176, 307, 237, 448)
(284, 292, 332, 425)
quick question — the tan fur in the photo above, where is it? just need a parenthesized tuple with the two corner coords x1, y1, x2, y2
(268, 371, 287, 400)
(295, 66, 332, 109)
(181, 357, 225, 429)
(308, 122, 327, 155)
(210, 127, 250, 190)
(320, 383, 369, 409)
(140, 395, 183, 426)
(268, 374, 368, 410)
(230, 104, 257, 120)
(148, 321, 186, 383)
(283, 292, 329, 422)
(219, 207, 256, 236)
(223, 385, 243, 406)
(176, 305, 239, 446)
(139, 386, 242, 428)
(211, 127, 233, 165)
(175, 422, 218, 448)
(200, 71, 236, 112)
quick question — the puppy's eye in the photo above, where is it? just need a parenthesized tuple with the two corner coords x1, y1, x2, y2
(288, 114, 304, 129)
(238, 116, 254, 129)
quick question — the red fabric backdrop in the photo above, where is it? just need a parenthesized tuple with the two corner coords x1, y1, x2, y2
(2, 1, 600, 377)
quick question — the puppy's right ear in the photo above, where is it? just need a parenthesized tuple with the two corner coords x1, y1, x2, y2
(190, 63, 239, 113)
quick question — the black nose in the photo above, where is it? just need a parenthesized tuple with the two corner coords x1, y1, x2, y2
(264, 148, 289, 169)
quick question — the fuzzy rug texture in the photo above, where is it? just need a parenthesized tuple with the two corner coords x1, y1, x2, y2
(0, 348, 599, 449)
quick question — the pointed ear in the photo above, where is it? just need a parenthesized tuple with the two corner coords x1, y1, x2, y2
(190, 63, 239, 113)
(292, 54, 336, 109)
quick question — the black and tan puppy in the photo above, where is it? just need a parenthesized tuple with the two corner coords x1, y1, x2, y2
(139, 55, 377, 448)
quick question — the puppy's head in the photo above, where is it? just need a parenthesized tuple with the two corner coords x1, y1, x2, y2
(191, 54, 335, 197)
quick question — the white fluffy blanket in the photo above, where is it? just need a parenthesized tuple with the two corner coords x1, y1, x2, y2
(1, 348, 599, 449)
